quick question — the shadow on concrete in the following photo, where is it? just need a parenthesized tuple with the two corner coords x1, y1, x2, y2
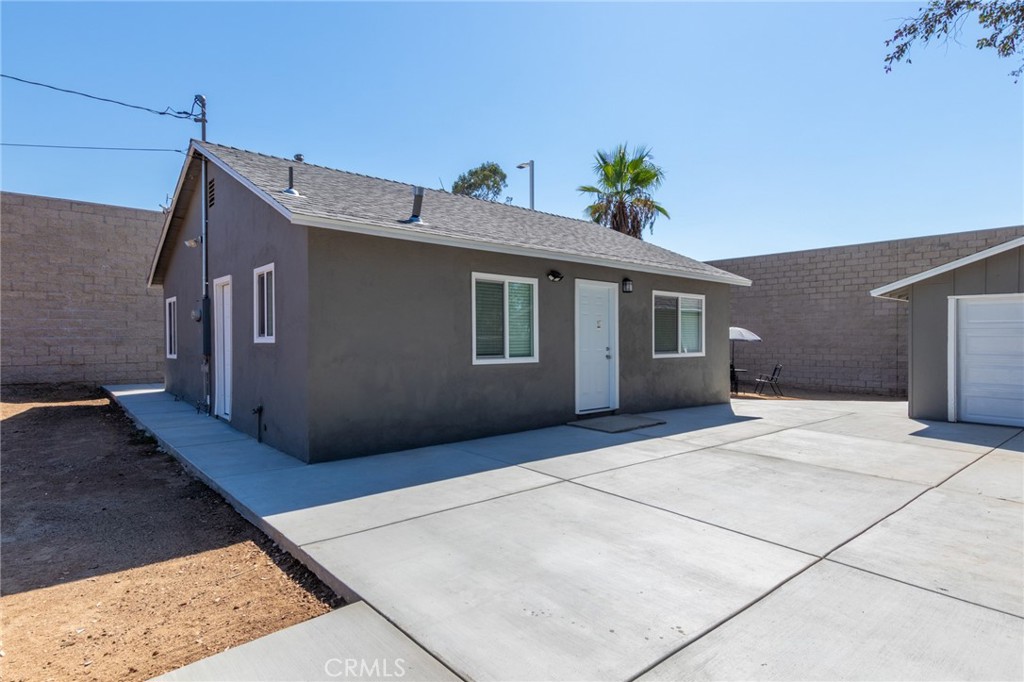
(906, 420, 1023, 450)
(201, 403, 762, 519)
(998, 433, 1024, 452)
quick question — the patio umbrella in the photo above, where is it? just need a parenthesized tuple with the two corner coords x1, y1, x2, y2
(729, 326, 762, 364)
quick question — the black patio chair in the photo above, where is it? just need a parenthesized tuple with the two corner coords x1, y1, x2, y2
(754, 364, 784, 396)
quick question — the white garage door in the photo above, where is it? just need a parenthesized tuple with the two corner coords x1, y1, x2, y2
(955, 294, 1024, 427)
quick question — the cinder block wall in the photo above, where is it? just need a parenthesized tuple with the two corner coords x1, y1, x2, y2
(1, 192, 166, 384)
(708, 226, 1024, 396)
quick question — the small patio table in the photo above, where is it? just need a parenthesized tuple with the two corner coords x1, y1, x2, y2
(731, 367, 747, 394)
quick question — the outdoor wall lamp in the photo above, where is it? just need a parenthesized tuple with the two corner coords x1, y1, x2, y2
(547, 270, 564, 282)
(184, 236, 203, 248)
(621, 278, 634, 293)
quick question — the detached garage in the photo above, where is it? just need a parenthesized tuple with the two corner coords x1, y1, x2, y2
(872, 236, 1024, 427)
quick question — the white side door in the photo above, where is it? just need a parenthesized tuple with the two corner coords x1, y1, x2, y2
(213, 275, 233, 421)
(576, 280, 619, 413)
(954, 294, 1024, 427)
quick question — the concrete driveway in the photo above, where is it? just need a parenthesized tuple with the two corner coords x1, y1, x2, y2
(110, 388, 1023, 681)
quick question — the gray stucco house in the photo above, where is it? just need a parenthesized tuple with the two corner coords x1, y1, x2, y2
(149, 141, 750, 462)
(871, 236, 1024, 427)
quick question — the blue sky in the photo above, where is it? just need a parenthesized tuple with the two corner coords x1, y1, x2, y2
(2, 2, 1021, 260)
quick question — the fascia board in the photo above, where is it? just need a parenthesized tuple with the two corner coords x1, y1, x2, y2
(148, 146, 196, 287)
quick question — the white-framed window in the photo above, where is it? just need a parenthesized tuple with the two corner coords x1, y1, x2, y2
(253, 263, 275, 343)
(165, 297, 178, 359)
(472, 273, 539, 364)
(652, 291, 705, 358)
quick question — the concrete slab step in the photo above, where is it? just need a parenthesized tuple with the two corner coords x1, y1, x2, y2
(153, 602, 458, 681)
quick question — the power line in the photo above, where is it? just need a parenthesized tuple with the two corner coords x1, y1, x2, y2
(2, 142, 185, 154)
(1, 74, 199, 120)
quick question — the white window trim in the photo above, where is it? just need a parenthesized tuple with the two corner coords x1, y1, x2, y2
(253, 262, 276, 344)
(652, 290, 706, 358)
(471, 272, 540, 365)
(165, 296, 178, 359)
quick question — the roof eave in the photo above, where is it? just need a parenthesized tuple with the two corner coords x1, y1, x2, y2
(147, 145, 197, 287)
(869, 287, 910, 301)
(293, 213, 752, 287)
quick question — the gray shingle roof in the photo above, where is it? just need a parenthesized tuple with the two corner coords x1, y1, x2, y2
(197, 141, 748, 285)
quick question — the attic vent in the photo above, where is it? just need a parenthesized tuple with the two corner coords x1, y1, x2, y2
(207, 178, 215, 208)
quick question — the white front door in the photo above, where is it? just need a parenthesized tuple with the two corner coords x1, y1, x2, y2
(576, 280, 618, 413)
(954, 294, 1024, 427)
(213, 276, 233, 421)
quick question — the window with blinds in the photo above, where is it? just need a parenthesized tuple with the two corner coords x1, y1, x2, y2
(653, 295, 678, 354)
(652, 291, 705, 357)
(679, 297, 703, 353)
(473, 274, 538, 364)
(254, 263, 275, 343)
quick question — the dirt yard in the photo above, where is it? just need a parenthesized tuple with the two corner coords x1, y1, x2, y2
(0, 384, 343, 681)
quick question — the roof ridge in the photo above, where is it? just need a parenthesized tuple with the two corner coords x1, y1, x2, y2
(437, 185, 593, 225)
(194, 139, 594, 226)
(196, 139, 417, 190)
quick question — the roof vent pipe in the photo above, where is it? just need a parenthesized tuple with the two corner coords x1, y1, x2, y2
(281, 166, 302, 196)
(409, 186, 424, 223)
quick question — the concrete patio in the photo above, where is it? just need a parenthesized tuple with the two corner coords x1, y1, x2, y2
(107, 386, 1024, 682)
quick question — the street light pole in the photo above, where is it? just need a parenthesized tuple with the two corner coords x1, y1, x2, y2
(516, 160, 534, 210)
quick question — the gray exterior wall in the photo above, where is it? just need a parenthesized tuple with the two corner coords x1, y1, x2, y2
(906, 245, 1024, 420)
(160, 165, 731, 462)
(708, 226, 1024, 396)
(161, 165, 311, 459)
(305, 228, 730, 461)
(161, 182, 205, 404)
(1, 192, 165, 384)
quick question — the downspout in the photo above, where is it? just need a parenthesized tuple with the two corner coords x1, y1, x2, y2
(196, 95, 212, 414)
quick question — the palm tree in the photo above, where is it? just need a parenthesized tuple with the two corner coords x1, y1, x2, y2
(577, 144, 669, 240)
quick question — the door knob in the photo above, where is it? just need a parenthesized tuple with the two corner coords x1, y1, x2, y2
(605, 354, 612, 359)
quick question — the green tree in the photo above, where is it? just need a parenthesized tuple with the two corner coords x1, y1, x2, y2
(451, 162, 508, 201)
(885, 1, 1024, 79)
(577, 144, 669, 240)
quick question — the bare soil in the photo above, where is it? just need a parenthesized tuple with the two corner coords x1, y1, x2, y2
(0, 383, 343, 681)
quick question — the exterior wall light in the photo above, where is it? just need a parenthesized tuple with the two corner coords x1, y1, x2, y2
(184, 236, 202, 248)
(547, 270, 564, 282)
(621, 278, 634, 293)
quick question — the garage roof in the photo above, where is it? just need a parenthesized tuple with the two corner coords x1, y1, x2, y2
(871, 236, 1024, 301)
